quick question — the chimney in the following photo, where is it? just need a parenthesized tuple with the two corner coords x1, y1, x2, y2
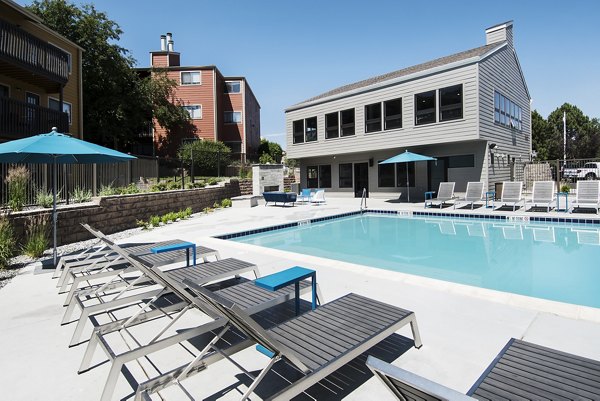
(160, 34, 166, 51)
(168, 40, 174, 52)
(166, 32, 173, 51)
(485, 21, 513, 47)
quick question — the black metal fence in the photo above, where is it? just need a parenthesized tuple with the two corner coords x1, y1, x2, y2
(0, 96, 69, 139)
(512, 158, 600, 193)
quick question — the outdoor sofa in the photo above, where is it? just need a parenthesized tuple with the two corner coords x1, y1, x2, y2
(263, 191, 297, 206)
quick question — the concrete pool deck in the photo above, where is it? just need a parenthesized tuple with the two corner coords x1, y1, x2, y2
(1, 196, 600, 401)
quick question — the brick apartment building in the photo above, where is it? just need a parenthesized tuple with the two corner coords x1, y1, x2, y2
(136, 33, 261, 161)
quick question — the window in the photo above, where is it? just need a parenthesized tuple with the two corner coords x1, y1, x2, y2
(448, 154, 474, 168)
(224, 111, 242, 123)
(48, 98, 72, 125)
(339, 163, 353, 188)
(307, 166, 318, 188)
(318, 165, 331, 188)
(225, 81, 241, 93)
(305, 117, 317, 142)
(181, 71, 201, 85)
(325, 112, 339, 139)
(384, 98, 402, 130)
(224, 141, 242, 153)
(293, 120, 304, 144)
(415, 90, 436, 125)
(494, 91, 522, 130)
(183, 105, 202, 119)
(378, 162, 395, 187)
(396, 162, 415, 187)
(365, 103, 382, 133)
(0, 84, 8, 97)
(439, 84, 462, 121)
(26, 92, 40, 105)
(340, 108, 355, 136)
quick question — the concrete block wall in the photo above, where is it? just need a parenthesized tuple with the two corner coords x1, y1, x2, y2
(238, 179, 253, 195)
(7, 181, 241, 247)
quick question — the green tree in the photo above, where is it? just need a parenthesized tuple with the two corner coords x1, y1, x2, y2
(531, 110, 552, 160)
(178, 140, 231, 176)
(547, 103, 600, 160)
(257, 138, 283, 163)
(28, 0, 189, 150)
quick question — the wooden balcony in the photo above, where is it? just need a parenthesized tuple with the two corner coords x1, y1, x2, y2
(0, 18, 70, 89)
(0, 96, 69, 140)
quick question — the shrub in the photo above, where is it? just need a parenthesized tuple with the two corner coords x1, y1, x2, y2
(560, 184, 571, 193)
(6, 165, 29, 211)
(167, 181, 180, 190)
(178, 140, 232, 176)
(99, 184, 118, 196)
(22, 214, 50, 258)
(194, 181, 206, 188)
(207, 178, 218, 186)
(72, 187, 92, 203)
(36, 189, 54, 208)
(239, 167, 252, 179)
(117, 183, 141, 195)
(202, 206, 213, 214)
(150, 182, 167, 192)
(149, 215, 161, 227)
(0, 215, 15, 269)
(183, 207, 192, 218)
(221, 198, 232, 208)
(259, 153, 276, 164)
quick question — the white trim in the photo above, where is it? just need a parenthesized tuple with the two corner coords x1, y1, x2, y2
(224, 80, 242, 94)
(48, 96, 73, 125)
(180, 71, 201, 85)
(182, 104, 202, 119)
(48, 41, 72, 75)
(485, 21, 513, 34)
(287, 43, 507, 112)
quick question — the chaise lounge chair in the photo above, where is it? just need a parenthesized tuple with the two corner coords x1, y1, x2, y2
(453, 182, 485, 210)
(526, 180, 556, 212)
(310, 189, 326, 205)
(162, 279, 423, 401)
(426, 182, 456, 208)
(367, 337, 600, 400)
(570, 180, 600, 214)
(298, 188, 312, 203)
(496, 181, 524, 211)
(79, 251, 318, 401)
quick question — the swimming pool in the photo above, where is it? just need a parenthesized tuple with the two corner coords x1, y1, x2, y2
(231, 214, 600, 308)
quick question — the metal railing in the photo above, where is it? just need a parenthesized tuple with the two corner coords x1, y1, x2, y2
(0, 18, 70, 83)
(511, 158, 600, 194)
(0, 96, 69, 139)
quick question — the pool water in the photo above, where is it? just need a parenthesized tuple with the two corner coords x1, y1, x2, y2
(233, 215, 600, 308)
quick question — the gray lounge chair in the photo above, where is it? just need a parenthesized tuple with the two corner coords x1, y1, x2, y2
(526, 180, 556, 212)
(496, 181, 524, 211)
(570, 180, 600, 213)
(367, 338, 600, 400)
(160, 279, 422, 401)
(454, 181, 485, 210)
(78, 251, 317, 401)
(427, 182, 456, 208)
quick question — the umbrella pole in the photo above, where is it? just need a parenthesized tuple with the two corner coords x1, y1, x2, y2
(52, 159, 57, 267)
(406, 168, 410, 203)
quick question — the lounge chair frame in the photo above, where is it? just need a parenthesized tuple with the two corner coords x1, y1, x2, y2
(428, 182, 456, 208)
(526, 180, 556, 212)
(453, 182, 485, 210)
(570, 180, 600, 214)
(496, 181, 524, 211)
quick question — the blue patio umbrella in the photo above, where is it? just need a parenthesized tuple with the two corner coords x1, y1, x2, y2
(379, 150, 436, 202)
(0, 127, 136, 266)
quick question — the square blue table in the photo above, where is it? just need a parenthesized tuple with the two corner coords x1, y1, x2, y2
(424, 191, 436, 208)
(254, 266, 317, 315)
(556, 191, 569, 212)
(485, 191, 496, 209)
(150, 241, 196, 266)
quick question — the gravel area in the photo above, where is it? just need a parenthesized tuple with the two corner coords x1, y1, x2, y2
(0, 226, 145, 291)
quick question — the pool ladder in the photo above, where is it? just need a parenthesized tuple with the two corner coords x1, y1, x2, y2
(360, 188, 367, 211)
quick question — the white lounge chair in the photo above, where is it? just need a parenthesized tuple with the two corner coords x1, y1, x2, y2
(310, 189, 326, 205)
(454, 181, 485, 209)
(426, 182, 456, 208)
(526, 181, 556, 212)
(570, 180, 600, 214)
(496, 181, 524, 211)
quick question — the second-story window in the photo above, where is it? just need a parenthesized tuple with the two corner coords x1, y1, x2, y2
(224, 111, 242, 123)
(439, 84, 463, 121)
(494, 91, 522, 130)
(325, 112, 339, 139)
(49, 98, 72, 125)
(183, 105, 202, 119)
(365, 103, 382, 133)
(225, 81, 241, 93)
(293, 120, 304, 144)
(340, 108, 355, 136)
(415, 90, 436, 125)
(305, 117, 317, 142)
(181, 71, 201, 85)
(384, 98, 402, 130)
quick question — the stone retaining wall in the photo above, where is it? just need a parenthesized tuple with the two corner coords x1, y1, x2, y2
(238, 178, 253, 195)
(7, 180, 241, 246)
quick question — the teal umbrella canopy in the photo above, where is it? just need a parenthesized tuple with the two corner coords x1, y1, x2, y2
(379, 150, 436, 164)
(0, 127, 136, 164)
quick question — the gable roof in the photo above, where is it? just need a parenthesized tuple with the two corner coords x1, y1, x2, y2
(287, 42, 505, 112)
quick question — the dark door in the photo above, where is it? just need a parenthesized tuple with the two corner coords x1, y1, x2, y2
(428, 158, 448, 192)
(354, 162, 369, 197)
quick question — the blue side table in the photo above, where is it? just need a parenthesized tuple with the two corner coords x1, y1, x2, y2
(255, 266, 317, 315)
(424, 191, 436, 208)
(556, 192, 569, 212)
(485, 191, 496, 209)
(150, 241, 196, 266)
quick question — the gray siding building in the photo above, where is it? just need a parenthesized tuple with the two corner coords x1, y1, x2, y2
(285, 21, 531, 199)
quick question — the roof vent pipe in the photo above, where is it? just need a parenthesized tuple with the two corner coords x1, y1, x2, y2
(160, 35, 166, 51)
(168, 40, 174, 52)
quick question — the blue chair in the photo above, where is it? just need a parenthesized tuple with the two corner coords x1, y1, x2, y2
(298, 188, 312, 203)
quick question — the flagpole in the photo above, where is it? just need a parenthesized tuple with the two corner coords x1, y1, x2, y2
(563, 111, 567, 164)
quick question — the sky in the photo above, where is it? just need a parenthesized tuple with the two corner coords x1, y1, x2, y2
(19, 0, 600, 149)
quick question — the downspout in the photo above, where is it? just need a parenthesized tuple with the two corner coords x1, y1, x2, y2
(78, 48, 83, 139)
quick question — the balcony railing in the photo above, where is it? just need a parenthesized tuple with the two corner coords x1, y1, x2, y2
(0, 18, 69, 84)
(0, 96, 69, 139)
